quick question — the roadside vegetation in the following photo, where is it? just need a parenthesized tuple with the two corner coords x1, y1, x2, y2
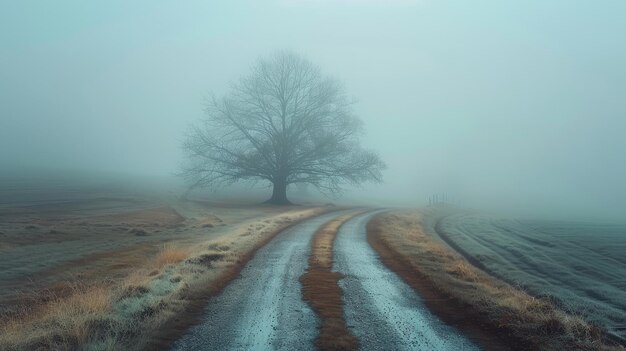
(0, 207, 329, 351)
(368, 210, 625, 351)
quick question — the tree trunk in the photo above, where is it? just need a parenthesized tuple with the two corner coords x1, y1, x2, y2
(266, 178, 291, 205)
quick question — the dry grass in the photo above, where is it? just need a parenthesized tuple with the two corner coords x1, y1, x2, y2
(0, 284, 117, 351)
(0, 206, 331, 351)
(369, 211, 624, 351)
(153, 244, 192, 269)
(119, 270, 153, 298)
(0, 242, 219, 351)
(300, 212, 364, 351)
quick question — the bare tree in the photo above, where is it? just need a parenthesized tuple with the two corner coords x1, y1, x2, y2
(182, 51, 385, 204)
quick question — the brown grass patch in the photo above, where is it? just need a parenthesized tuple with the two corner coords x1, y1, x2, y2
(300, 211, 365, 351)
(119, 270, 153, 298)
(0, 283, 116, 351)
(367, 211, 624, 351)
(154, 244, 192, 269)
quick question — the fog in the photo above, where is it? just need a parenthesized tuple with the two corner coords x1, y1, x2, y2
(1, 1, 625, 221)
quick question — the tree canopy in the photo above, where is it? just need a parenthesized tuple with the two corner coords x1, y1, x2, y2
(182, 51, 385, 204)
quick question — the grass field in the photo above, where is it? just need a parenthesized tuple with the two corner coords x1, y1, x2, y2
(433, 211, 626, 344)
(0, 187, 327, 350)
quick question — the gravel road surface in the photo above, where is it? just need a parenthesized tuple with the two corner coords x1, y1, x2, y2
(172, 211, 347, 351)
(172, 210, 479, 350)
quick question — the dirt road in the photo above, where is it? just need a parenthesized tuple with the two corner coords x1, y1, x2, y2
(172, 210, 478, 350)
(171, 211, 349, 350)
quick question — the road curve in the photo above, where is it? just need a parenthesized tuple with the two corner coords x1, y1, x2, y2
(333, 212, 480, 351)
(171, 211, 350, 351)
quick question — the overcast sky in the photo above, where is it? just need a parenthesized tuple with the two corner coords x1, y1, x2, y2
(1, 1, 625, 219)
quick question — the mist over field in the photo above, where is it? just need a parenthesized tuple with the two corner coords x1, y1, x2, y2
(2, 1, 625, 220)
